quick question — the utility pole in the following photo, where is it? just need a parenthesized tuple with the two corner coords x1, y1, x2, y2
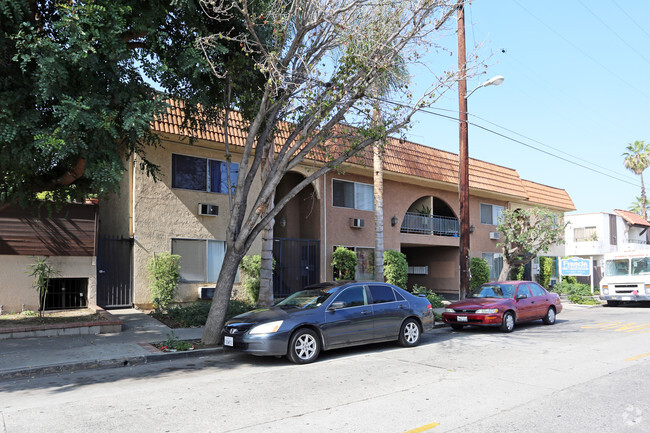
(457, 0, 470, 299)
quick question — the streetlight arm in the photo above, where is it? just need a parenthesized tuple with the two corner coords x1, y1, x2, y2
(466, 75, 505, 99)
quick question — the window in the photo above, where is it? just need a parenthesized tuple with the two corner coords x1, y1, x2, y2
(574, 226, 597, 242)
(333, 179, 373, 211)
(480, 203, 504, 225)
(528, 282, 546, 297)
(333, 285, 367, 308)
(171, 239, 227, 282)
(482, 252, 503, 280)
(369, 285, 396, 304)
(517, 284, 531, 298)
(172, 154, 239, 194)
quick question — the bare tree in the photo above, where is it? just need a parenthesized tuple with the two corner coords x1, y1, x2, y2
(197, 0, 463, 344)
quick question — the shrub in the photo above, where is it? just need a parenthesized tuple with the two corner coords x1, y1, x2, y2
(509, 265, 525, 281)
(147, 252, 181, 310)
(384, 250, 408, 289)
(469, 257, 490, 290)
(150, 299, 257, 328)
(332, 247, 357, 280)
(412, 284, 445, 308)
(538, 256, 553, 288)
(240, 255, 262, 302)
(552, 282, 599, 304)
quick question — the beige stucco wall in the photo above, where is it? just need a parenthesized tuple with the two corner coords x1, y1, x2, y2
(0, 256, 96, 314)
(128, 136, 262, 307)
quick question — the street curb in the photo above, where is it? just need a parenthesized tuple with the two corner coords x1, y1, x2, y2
(0, 347, 223, 380)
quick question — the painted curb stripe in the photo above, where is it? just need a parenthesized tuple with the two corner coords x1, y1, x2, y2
(625, 352, 650, 361)
(404, 422, 440, 433)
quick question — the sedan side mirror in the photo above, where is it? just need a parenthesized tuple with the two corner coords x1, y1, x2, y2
(516, 294, 528, 300)
(329, 301, 345, 311)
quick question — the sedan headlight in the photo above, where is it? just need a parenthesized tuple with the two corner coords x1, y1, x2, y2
(249, 320, 283, 335)
(444, 308, 455, 313)
(475, 308, 499, 314)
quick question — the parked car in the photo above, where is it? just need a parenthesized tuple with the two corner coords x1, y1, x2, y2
(222, 281, 435, 364)
(442, 281, 563, 333)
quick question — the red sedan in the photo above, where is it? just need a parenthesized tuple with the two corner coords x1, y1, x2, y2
(442, 281, 563, 333)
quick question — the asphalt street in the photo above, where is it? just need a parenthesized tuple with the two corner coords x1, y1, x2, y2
(1, 303, 649, 433)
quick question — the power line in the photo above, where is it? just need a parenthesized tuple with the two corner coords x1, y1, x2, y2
(512, 0, 650, 102)
(378, 95, 640, 187)
(610, 0, 650, 41)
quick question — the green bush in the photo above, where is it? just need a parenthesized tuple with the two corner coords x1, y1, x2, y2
(384, 249, 408, 289)
(562, 275, 578, 284)
(151, 299, 257, 328)
(509, 265, 525, 281)
(538, 256, 553, 288)
(147, 253, 181, 310)
(552, 282, 599, 304)
(240, 255, 262, 302)
(332, 247, 357, 280)
(412, 284, 445, 308)
(469, 257, 490, 290)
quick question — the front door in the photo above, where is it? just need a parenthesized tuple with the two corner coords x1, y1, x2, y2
(322, 285, 373, 347)
(97, 236, 133, 308)
(514, 284, 535, 321)
(273, 238, 320, 298)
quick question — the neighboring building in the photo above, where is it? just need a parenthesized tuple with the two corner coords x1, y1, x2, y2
(0, 203, 98, 313)
(564, 209, 650, 286)
(96, 101, 575, 308)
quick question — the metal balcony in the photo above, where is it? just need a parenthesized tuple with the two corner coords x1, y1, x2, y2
(400, 212, 459, 237)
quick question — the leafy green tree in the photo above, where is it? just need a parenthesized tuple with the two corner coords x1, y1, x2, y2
(0, 0, 264, 208)
(623, 140, 650, 220)
(497, 207, 565, 281)
(469, 257, 490, 290)
(384, 250, 408, 289)
(538, 256, 553, 288)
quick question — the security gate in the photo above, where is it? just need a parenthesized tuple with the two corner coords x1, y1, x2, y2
(97, 236, 133, 308)
(273, 238, 320, 299)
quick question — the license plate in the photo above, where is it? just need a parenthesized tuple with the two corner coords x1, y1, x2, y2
(457, 316, 468, 322)
(622, 296, 632, 301)
(224, 336, 234, 347)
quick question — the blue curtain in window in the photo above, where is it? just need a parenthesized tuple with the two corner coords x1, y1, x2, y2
(210, 161, 239, 193)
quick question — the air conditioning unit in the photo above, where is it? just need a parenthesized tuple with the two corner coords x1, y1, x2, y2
(350, 218, 365, 228)
(198, 203, 219, 216)
(198, 286, 215, 300)
(489, 231, 500, 240)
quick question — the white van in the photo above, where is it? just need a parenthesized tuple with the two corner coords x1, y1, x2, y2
(600, 251, 650, 306)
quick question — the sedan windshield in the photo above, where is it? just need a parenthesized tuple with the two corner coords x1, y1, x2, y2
(275, 289, 333, 309)
(468, 284, 516, 299)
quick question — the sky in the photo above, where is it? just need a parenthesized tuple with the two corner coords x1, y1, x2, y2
(400, 0, 649, 215)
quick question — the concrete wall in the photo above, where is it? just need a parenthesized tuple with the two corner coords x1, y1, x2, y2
(0, 256, 96, 314)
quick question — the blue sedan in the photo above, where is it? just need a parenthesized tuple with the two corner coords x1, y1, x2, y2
(222, 281, 435, 364)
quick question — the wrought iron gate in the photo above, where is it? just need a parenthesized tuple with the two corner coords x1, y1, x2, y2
(273, 238, 320, 299)
(97, 236, 133, 308)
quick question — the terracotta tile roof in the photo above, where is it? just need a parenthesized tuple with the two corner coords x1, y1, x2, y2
(614, 209, 650, 227)
(521, 180, 576, 211)
(152, 100, 575, 211)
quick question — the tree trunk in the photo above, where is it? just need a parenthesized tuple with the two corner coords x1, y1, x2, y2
(202, 248, 244, 345)
(641, 173, 647, 221)
(258, 212, 275, 308)
(498, 261, 511, 282)
(374, 142, 384, 281)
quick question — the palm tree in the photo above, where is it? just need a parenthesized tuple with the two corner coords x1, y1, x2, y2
(629, 196, 650, 219)
(623, 140, 650, 220)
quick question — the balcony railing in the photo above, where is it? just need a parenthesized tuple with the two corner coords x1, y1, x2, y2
(401, 212, 459, 237)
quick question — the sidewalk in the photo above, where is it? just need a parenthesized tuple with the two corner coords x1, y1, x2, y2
(0, 309, 222, 380)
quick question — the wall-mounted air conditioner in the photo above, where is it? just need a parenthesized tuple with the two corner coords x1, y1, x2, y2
(198, 286, 215, 300)
(350, 218, 365, 228)
(489, 231, 500, 240)
(198, 203, 219, 216)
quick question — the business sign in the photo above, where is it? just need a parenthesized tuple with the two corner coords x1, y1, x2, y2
(560, 257, 591, 276)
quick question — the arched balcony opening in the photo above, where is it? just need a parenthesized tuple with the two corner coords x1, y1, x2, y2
(401, 196, 459, 237)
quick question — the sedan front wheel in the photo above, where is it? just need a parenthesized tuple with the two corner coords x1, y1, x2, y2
(287, 328, 321, 364)
(500, 311, 515, 333)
